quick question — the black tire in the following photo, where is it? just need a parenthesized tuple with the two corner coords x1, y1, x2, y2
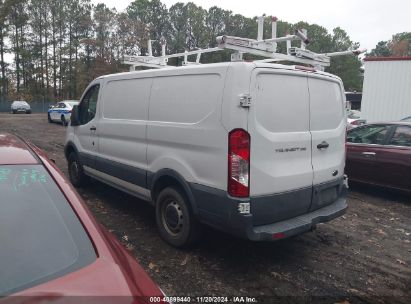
(61, 115, 67, 126)
(48, 113, 52, 123)
(155, 187, 202, 247)
(26, 110, 31, 114)
(12, 110, 16, 114)
(68, 152, 88, 187)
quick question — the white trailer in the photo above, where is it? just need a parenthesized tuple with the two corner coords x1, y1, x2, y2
(361, 57, 411, 122)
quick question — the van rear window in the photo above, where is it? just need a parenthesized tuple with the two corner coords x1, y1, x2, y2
(0, 165, 96, 295)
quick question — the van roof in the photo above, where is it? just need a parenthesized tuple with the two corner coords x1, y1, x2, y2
(97, 61, 341, 82)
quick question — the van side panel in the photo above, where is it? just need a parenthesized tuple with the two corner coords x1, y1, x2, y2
(97, 77, 152, 188)
(147, 68, 228, 191)
(220, 64, 252, 133)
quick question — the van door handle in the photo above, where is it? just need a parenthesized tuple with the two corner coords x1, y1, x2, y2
(90, 126, 96, 131)
(317, 141, 329, 149)
(361, 151, 376, 157)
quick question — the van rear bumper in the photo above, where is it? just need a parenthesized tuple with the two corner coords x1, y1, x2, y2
(247, 194, 347, 241)
(191, 183, 347, 241)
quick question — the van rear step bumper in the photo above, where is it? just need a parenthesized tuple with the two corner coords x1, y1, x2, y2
(191, 182, 347, 242)
(249, 196, 347, 241)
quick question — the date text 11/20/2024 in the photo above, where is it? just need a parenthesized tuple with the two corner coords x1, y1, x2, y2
(149, 296, 258, 303)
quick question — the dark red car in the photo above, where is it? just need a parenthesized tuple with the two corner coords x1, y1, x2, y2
(346, 122, 411, 194)
(0, 133, 165, 302)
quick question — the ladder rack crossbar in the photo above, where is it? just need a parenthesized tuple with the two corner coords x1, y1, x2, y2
(254, 35, 300, 44)
(123, 15, 365, 71)
(166, 47, 222, 59)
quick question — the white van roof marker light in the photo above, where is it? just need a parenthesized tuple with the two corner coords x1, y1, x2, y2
(123, 15, 366, 71)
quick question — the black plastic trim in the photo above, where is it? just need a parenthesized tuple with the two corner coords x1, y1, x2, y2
(310, 177, 344, 211)
(250, 186, 313, 225)
(78, 152, 95, 169)
(189, 181, 348, 241)
(94, 156, 147, 189)
(149, 169, 199, 214)
(64, 141, 79, 160)
(250, 190, 347, 241)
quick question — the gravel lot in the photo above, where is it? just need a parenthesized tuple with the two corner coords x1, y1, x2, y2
(1, 113, 410, 303)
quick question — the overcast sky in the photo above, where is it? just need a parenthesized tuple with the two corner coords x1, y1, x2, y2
(92, 0, 411, 52)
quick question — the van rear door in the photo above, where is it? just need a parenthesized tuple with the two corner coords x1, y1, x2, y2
(248, 69, 313, 225)
(308, 75, 346, 211)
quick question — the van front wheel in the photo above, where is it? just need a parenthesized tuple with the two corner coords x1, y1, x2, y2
(68, 152, 88, 187)
(156, 187, 201, 247)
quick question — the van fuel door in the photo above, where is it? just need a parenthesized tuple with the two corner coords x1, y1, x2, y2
(239, 93, 251, 107)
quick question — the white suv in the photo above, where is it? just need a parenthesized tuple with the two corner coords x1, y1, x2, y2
(11, 101, 31, 114)
(65, 62, 348, 247)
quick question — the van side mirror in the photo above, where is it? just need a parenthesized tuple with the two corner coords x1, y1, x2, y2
(71, 105, 80, 126)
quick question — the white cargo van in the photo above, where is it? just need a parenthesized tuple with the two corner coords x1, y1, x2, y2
(65, 61, 348, 247)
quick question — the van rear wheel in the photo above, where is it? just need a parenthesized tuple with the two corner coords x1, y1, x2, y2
(68, 152, 88, 187)
(156, 187, 201, 248)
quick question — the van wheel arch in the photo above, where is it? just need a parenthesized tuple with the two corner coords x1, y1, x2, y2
(64, 142, 78, 161)
(150, 170, 199, 216)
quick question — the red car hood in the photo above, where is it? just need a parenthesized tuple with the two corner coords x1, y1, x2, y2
(1, 141, 164, 303)
(13, 259, 132, 296)
(7, 258, 158, 303)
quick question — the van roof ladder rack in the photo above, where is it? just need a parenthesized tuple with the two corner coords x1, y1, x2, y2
(123, 15, 365, 71)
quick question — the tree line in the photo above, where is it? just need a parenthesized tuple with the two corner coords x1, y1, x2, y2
(368, 32, 411, 57)
(0, 0, 397, 103)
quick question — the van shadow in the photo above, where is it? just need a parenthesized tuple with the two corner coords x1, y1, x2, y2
(81, 178, 323, 262)
(77, 179, 157, 230)
(196, 226, 315, 269)
(77, 178, 333, 297)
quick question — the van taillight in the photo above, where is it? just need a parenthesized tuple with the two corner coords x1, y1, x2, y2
(228, 129, 250, 198)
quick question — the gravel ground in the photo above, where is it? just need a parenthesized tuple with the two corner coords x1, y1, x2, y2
(1, 113, 410, 304)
